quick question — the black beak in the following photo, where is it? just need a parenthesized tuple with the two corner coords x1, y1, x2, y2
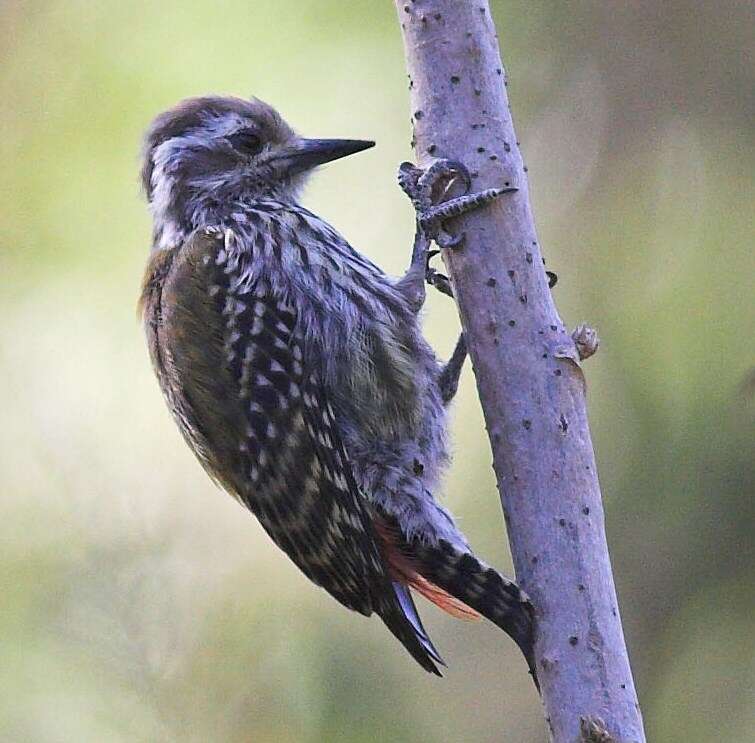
(271, 138, 375, 175)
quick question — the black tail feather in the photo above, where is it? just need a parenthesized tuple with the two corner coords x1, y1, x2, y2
(392, 581, 446, 667)
(377, 584, 443, 676)
(407, 538, 539, 690)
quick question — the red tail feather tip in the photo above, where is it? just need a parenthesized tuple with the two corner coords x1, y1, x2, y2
(375, 518, 481, 621)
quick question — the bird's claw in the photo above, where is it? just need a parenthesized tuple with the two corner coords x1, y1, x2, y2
(398, 158, 517, 250)
(424, 249, 454, 297)
(398, 159, 469, 210)
(426, 267, 454, 298)
(398, 159, 472, 249)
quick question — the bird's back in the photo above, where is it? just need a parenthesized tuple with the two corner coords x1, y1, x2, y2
(140, 218, 449, 674)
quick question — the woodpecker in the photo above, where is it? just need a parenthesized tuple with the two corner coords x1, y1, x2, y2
(139, 95, 537, 684)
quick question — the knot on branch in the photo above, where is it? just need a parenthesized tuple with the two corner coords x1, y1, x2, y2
(579, 716, 616, 743)
(572, 323, 600, 361)
(579, 716, 639, 743)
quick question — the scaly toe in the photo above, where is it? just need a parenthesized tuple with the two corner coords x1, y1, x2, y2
(418, 159, 471, 202)
(436, 229, 465, 249)
(398, 161, 425, 205)
(399, 158, 517, 251)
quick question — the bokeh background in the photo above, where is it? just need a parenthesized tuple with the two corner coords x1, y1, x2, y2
(1, 1, 752, 741)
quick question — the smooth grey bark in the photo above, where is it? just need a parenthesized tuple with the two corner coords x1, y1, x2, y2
(393, 2, 646, 742)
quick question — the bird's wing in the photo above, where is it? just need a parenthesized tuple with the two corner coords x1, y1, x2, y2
(140, 228, 442, 673)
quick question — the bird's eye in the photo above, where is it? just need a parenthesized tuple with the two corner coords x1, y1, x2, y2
(227, 128, 263, 156)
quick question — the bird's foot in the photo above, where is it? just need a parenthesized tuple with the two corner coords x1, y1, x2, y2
(425, 250, 454, 298)
(398, 159, 517, 249)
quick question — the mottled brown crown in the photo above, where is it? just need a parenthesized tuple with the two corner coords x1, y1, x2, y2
(140, 95, 293, 198)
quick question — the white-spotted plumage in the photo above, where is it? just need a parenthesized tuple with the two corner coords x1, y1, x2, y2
(139, 95, 537, 683)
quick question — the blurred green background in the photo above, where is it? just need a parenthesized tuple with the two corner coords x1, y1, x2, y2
(1, 1, 752, 741)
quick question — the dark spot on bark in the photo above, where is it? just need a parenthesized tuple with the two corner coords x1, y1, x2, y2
(403, 5, 410, 12)
(487, 320, 497, 333)
(526, 252, 533, 264)
(519, 293, 528, 304)
(420, 14, 427, 23)
(554, 369, 562, 376)
(531, 555, 539, 564)
(508, 319, 516, 327)
(471, 123, 480, 130)
(542, 353, 548, 359)
(559, 414, 568, 433)
(578, 584, 585, 591)
(414, 110, 423, 120)
(582, 506, 590, 515)
(612, 607, 617, 616)
(621, 683, 626, 689)
(538, 329, 544, 335)
(569, 636, 579, 646)
(522, 419, 532, 430)
(486, 277, 497, 287)
(477, 146, 485, 153)
(496, 68, 502, 75)
(489, 154, 498, 161)
(427, 144, 436, 155)
(474, 88, 481, 96)
(434, 12, 441, 19)
(450, 75, 460, 84)
(413, 459, 424, 475)
(559, 518, 566, 526)
(507, 269, 515, 281)
(550, 324, 557, 331)
(471, 170, 478, 178)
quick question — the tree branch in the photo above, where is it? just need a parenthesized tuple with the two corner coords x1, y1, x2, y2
(393, 2, 646, 741)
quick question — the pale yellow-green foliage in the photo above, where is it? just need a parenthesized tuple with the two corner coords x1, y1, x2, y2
(0, 2, 752, 741)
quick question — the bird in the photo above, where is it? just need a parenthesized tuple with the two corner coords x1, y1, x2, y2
(139, 95, 537, 684)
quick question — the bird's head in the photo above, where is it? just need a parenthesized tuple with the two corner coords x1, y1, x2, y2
(141, 95, 374, 248)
